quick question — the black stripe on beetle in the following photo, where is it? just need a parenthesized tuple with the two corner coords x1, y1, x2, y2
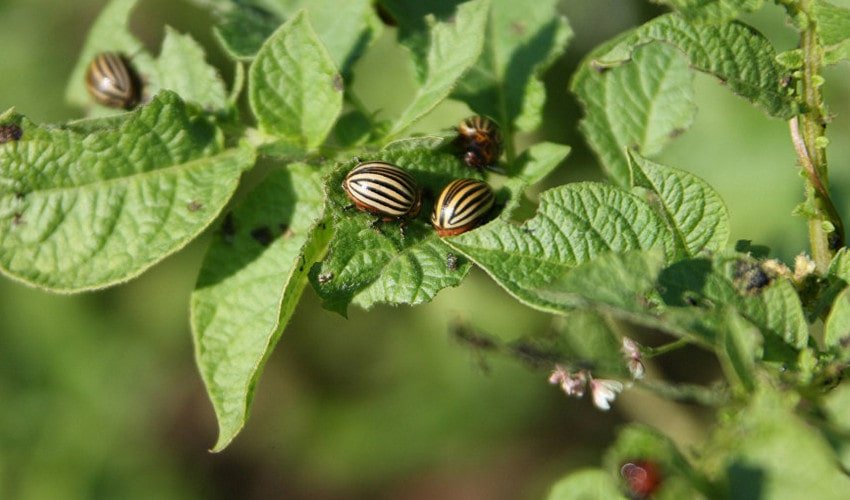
(455, 116, 503, 170)
(431, 178, 495, 237)
(343, 161, 422, 221)
(85, 52, 141, 110)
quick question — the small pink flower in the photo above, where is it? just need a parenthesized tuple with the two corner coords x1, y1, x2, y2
(621, 338, 645, 380)
(548, 365, 588, 397)
(590, 378, 624, 411)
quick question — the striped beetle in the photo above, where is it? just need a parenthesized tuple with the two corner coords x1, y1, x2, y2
(431, 178, 495, 237)
(343, 161, 422, 226)
(456, 116, 503, 170)
(85, 52, 141, 110)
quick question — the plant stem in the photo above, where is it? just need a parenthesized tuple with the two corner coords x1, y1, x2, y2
(636, 379, 729, 407)
(643, 338, 689, 358)
(793, 0, 844, 272)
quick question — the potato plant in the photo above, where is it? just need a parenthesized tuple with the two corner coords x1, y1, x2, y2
(3, 0, 850, 497)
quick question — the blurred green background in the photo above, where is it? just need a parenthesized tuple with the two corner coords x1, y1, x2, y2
(2, 1, 850, 499)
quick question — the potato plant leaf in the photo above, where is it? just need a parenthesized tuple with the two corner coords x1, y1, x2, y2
(387, 0, 490, 138)
(0, 92, 253, 292)
(630, 152, 730, 257)
(249, 10, 343, 150)
(453, 0, 573, 137)
(191, 164, 330, 451)
(572, 43, 696, 187)
(593, 14, 796, 119)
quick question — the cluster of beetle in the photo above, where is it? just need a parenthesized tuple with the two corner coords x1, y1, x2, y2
(344, 116, 503, 238)
(81, 51, 504, 238)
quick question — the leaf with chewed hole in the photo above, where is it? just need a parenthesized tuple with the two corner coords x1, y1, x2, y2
(592, 14, 795, 119)
(191, 163, 329, 451)
(0, 92, 254, 292)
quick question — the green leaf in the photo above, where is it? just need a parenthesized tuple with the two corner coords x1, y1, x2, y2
(249, 10, 343, 150)
(387, 0, 491, 138)
(191, 164, 330, 451)
(377, 0, 467, 81)
(214, 4, 282, 61)
(446, 183, 673, 311)
(824, 287, 850, 358)
(66, 0, 230, 112)
(213, 0, 381, 73)
(0, 92, 254, 292)
(552, 310, 631, 378)
(594, 14, 796, 120)
(813, 0, 850, 65)
(571, 43, 696, 187)
(531, 250, 667, 315)
(659, 255, 809, 351)
(706, 389, 850, 499)
(630, 152, 730, 257)
(452, 0, 573, 136)
(546, 469, 625, 500)
(310, 139, 477, 315)
(502, 142, 571, 215)
(718, 310, 762, 392)
(149, 28, 228, 112)
(650, 0, 765, 23)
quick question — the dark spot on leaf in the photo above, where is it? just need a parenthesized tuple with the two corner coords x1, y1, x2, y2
(279, 223, 289, 234)
(668, 128, 686, 139)
(333, 74, 344, 92)
(446, 14, 457, 24)
(840, 336, 850, 348)
(318, 271, 333, 284)
(12, 212, 24, 226)
(251, 226, 274, 246)
(510, 21, 526, 35)
(0, 123, 23, 144)
(320, 222, 327, 230)
(15, 192, 25, 200)
(187, 200, 203, 212)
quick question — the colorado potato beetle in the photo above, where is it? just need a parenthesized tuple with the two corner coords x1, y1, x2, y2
(85, 52, 141, 110)
(456, 116, 503, 170)
(343, 161, 423, 222)
(431, 178, 495, 237)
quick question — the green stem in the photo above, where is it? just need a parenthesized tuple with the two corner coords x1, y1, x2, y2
(793, 0, 844, 272)
(637, 380, 729, 407)
(643, 338, 689, 358)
